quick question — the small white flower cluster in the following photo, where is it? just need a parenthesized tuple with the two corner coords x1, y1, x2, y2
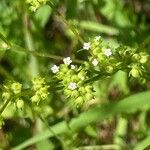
(68, 82, 77, 90)
(95, 36, 101, 41)
(92, 59, 99, 66)
(83, 42, 91, 50)
(51, 57, 75, 74)
(63, 57, 72, 66)
(104, 48, 112, 57)
(51, 65, 59, 74)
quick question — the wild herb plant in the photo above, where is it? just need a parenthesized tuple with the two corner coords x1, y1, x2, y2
(0, 0, 150, 149)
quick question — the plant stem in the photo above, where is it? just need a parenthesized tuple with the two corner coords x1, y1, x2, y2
(47, 1, 84, 44)
(0, 98, 12, 115)
(11, 44, 83, 63)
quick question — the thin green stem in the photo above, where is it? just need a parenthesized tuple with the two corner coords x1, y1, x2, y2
(47, 1, 84, 44)
(74, 145, 121, 150)
(39, 115, 67, 149)
(0, 98, 12, 115)
(11, 44, 83, 63)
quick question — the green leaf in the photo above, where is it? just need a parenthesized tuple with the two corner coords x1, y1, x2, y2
(134, 135, 150, 150)
(78, 21, 119, 35)
(12, 91, 150, 150)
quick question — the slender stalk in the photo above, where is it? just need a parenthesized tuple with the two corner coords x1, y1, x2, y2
(11, 44, 83, 63)
(47, 1, 84, 44)
(0, 98, 12, 115)
(74, 145, 121, 150)
(39, 116, 66, 149)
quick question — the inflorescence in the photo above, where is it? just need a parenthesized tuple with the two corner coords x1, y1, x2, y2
(0, 35, 150, 120)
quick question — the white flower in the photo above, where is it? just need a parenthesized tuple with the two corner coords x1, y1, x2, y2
(83, 42, 91, 50)
(71, 65, 75, 69)
(95, 36, 101, 41)
(104, 48, 112, 57)
(92, 59, 99, 66)
(51, 65, 59, 73)
(68, 82, 77, 90)
(63, 57, 72, 65)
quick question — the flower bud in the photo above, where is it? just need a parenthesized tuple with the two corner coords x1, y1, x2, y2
(79, 87, 86, 94)
(31, 95, 40, 103)
(139, 53, 148, 64)
(85, 85, 92, 92)
(71, 75, 79, 82)
(11, 82, 22, 94)
(106, 66, 113, 73)
(93, 47, 101, 55)
(75, 96, 84, 106)
(85, 93, 93, 100)
(130, 68, 140, 78)
(71, 90, 79, 98)
(2, 92, 10, 101)
(16, 99, 24, 109)
(132, 54, 140, 61)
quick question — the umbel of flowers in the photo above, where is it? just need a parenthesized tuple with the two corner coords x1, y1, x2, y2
(31, 77, 49, 104)
(83, 36, 149, 82)
(51, 57, 94, 107)
(2, 81, 24, 109)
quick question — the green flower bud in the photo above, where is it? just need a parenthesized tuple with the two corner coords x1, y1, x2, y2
(130, 68, 140, 78)
(79, 87, 86, 94)
(139, 53, 148, 64)
(11, 82, 22, 94)
(78, 71, 86, 80)
(75, 96, 84, 106)
(93, 47, 101, 55)
(2, 92, 10, 101)
(64, 89, 72, 96)
(71, 90, 79, 98)
(132, 54, 140, 61)
(85, 85, 92, 92)
(106, 66, 113, 73)
(71, 75, 79, 82)
(16, 99, 24, 109)
(98, 53, 104, 61)
(60, 64, 69, 73)
(85, 93, 93, 100)
(41, 93, 48, 100)
(32, 77, 45, 90)
(31, 95, 40, 103)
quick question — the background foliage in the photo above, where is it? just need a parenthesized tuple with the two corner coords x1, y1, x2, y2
(0, 0, 150, 149)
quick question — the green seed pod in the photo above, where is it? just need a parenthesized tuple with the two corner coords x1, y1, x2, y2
(16, 99, 24, 109)
(2, 92, 10, 101)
